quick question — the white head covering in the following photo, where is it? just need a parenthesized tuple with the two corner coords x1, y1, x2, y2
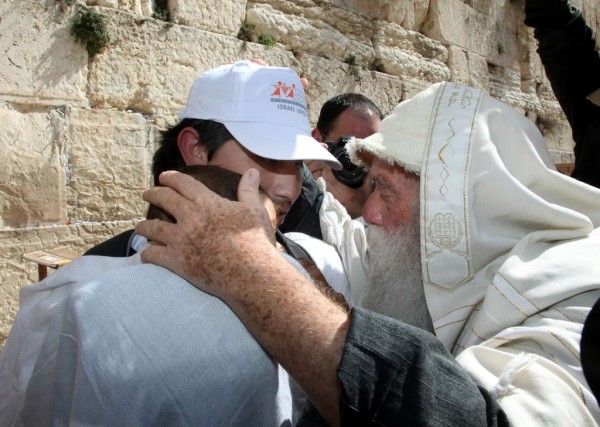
(349, 82, 600, 350)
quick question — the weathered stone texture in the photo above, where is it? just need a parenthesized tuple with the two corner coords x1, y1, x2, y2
(246, 1, 375, 64)
(374, 21, 450, 82)
(0, 220, 139, 346)
(170, 0, 247, 37)
(298, 54, 404, 123)
(0, 105, 66, 228)
(447, 45, 469, 83)
(1, 0, 600, 348)
(341, 0, 429, 31)
(424, 0, 523, 71)
(86, 0, 153, 16)
(66, 109, 150, 222)
(0, 0, 88, 107)
(88, 8, 298, 114)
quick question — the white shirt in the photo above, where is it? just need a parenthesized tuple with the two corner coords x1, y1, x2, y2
(0, 252, 297, 426)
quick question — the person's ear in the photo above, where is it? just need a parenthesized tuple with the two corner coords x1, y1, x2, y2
(311, 127, 324, 142)
(177, 127, 209, 165)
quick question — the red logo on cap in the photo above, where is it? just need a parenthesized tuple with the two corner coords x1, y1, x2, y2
(271, 81, 296, 99)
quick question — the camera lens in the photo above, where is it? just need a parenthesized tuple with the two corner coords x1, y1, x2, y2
(327, 137, 367, 188)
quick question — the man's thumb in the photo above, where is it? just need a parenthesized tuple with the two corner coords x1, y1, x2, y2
(238, 168, 261, 205)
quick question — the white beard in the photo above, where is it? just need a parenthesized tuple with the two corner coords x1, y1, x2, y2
(360, 214, 434, 333)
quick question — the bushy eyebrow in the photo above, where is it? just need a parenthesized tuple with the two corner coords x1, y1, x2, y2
(371, 176, 401, 197)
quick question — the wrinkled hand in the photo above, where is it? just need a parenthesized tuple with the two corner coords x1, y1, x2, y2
(136, 169, 277, 298)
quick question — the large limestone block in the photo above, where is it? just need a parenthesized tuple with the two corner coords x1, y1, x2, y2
(516, 31, 539, 96)
(0, 0, 87, 106)
(340, 0, 429, 30)
(537, 117, 576, 154)
(86, 0, 153, 16)
(298, 54, 403, 124)
(424, 0, 523, 70)
(579, 0, 600, 46)
(374, 21, 450, 82)
(66, 109, 149, 222)
(0, 106, 66, 228)
(462, 51, 491, 91)
(0, 220, 139, 349)
(246, 1, 375, 64)
(447, 45, 469, 84)
(89, 8, 297, 114)
(350, 71, 406, 116)
(170, 0, 247, 37)
(488, 66, 528, 109)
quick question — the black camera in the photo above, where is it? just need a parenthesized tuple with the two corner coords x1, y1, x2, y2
(327, 136, 367, 188)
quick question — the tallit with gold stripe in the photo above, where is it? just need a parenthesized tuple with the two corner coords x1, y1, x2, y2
(340, 82, 600, 425)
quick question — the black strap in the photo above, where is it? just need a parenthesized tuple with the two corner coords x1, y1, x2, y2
(278, 165, 324, 239)
(85, 228, 312, 264)
(84, 229, 137, 257)
(276, 230, 313, 262)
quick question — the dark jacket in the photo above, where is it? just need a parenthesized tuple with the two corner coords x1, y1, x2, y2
(525, 0, 600, 188)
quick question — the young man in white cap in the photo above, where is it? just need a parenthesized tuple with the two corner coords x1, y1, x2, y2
(137, 82, 600, 425)
(85, 60, 341, 260)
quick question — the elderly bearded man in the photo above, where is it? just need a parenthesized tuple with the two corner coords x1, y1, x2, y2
(138, 82, 600, 426)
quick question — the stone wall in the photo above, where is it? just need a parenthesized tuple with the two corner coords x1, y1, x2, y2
(0, 0, 598, 347)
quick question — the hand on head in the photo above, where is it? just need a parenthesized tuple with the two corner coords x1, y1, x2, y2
(136, 169, 276, 297)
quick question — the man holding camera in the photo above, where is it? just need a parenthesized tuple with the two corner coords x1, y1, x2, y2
(279, 93, 383, 238)
(310, 93, 382, 219)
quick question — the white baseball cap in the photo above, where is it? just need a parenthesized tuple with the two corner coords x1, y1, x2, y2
(179, 60, 342, 169)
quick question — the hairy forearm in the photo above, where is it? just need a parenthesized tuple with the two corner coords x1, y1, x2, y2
(136, 171, 349, 423)
(219, 237, 349, 425)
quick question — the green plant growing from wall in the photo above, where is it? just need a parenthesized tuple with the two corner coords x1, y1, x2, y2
(369, 57, 385, 73)
(238, 22, 255, 42)
(258, 34, 277, 47)
(152, 0, 171, 22)
(71, 7, 110, 58)
(152, 8, 171, 22)
(345, 54, 361, 82)
(497, 43, 505, 55)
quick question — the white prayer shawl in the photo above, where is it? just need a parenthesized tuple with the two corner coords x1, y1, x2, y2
(0, 253, 298, 426)
(319, 185, 370, 305)
(321, 82, 600, 425)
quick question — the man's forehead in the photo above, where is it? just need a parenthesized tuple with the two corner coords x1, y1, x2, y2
(371, 157, 409, 177)
(371, 157, 420, 189)
(332, 109, 380, 135)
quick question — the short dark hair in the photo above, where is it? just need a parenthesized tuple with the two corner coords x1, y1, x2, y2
(315, 93, 383, 138)
(146, 165, 242, 222)
(151, 119, 234, 185)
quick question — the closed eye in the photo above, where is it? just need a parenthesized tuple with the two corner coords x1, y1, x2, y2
(371, 177, 397, 200)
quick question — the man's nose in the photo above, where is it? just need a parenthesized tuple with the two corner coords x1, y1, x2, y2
(362, 194, 383, 226)
(272, 173, 302, 203)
